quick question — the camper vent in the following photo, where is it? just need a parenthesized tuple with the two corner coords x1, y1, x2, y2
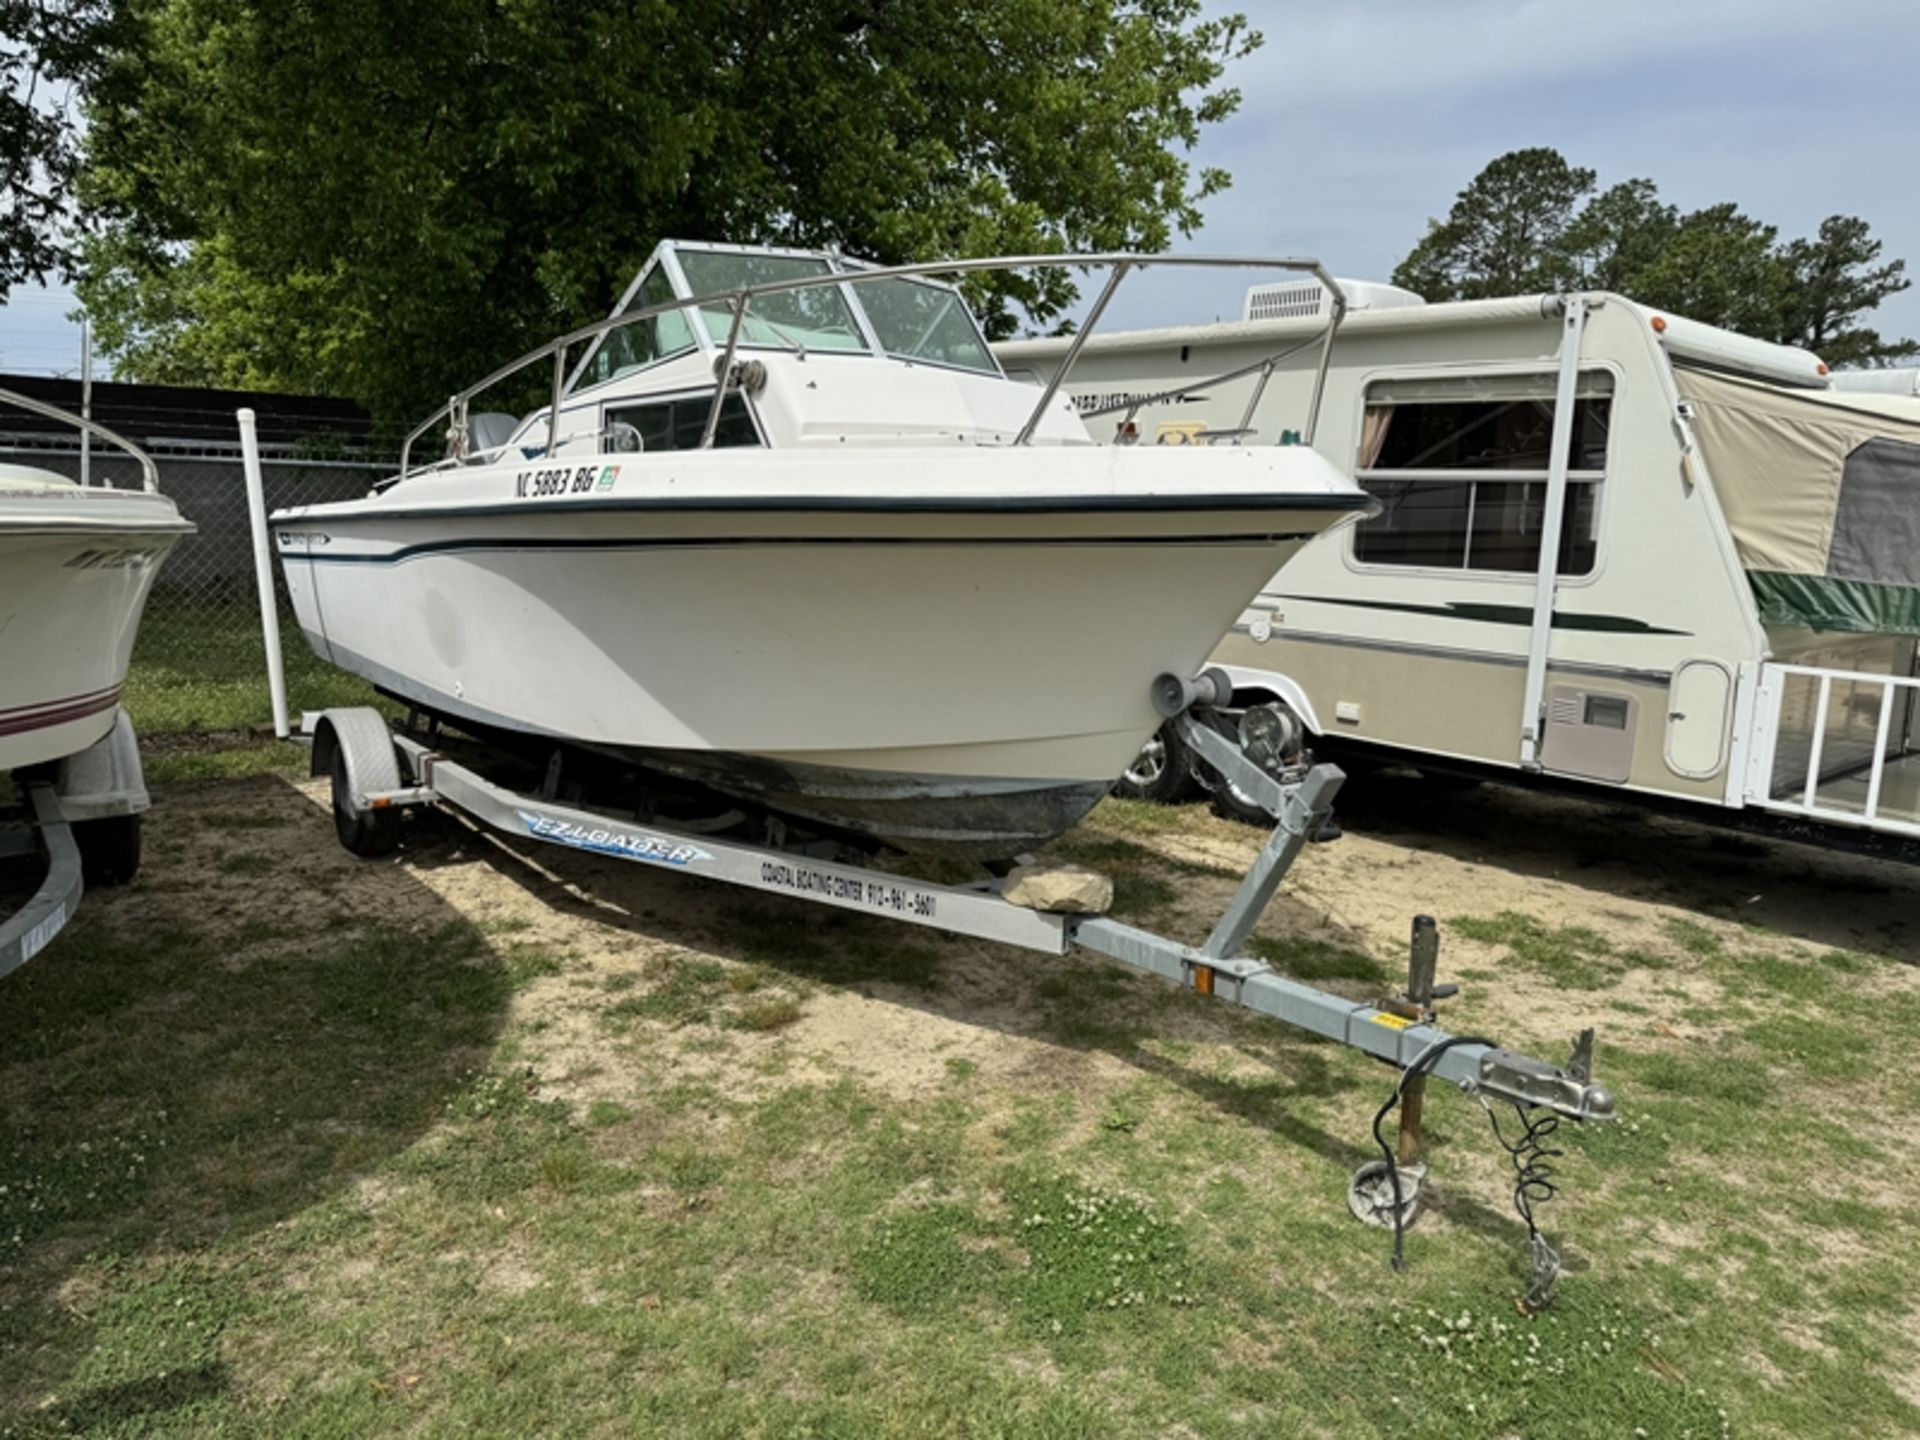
(1241, 278, 1426, 324)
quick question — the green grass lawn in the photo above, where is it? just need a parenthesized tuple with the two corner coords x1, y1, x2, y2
(2, 771, 1916, 1436)
(124, 601, 387, 738)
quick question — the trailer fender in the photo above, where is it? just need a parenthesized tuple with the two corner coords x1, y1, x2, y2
(309, 707, 403, 795)
(52, 710, 150, 822)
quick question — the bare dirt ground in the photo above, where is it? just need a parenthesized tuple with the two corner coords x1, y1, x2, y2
(148, 764, 1920, 1169)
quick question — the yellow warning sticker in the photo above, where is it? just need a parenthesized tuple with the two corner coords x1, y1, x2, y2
(1369, 1013, 1414, 1030)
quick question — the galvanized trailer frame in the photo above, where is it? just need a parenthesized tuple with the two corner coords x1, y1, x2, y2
(2, 711, 155, 980)
(301, 677, 1615, 1297)
(0, 783, 83, 981)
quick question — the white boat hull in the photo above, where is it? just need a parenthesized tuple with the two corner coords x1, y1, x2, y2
(0, 487, 190, 772)
(275, 447, 1368, 854)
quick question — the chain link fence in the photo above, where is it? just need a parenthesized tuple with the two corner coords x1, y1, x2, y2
(8, 444, 399, 737)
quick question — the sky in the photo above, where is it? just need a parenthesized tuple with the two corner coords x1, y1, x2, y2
(4, 0, 1919, 378)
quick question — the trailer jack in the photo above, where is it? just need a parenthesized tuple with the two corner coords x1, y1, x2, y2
(306, 671, 1616, 1307)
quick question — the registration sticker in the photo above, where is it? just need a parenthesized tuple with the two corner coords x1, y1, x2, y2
(596, 465, 620, 490)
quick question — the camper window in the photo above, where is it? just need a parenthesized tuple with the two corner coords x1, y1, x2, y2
(1353, 372, 1611, 576)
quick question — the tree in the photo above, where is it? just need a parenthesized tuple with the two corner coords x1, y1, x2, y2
(0, 0, 125, 298)
(1776, 216, 1917, 368)
(1392, 148, 1915, 367)
(1392, 147, 1595, 301)
(74, 0, 1260, 427)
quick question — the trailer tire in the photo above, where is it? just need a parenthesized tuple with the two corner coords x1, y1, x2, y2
(1113, 724, 1200, 805)
(74, 813, 142, 887)
(331, 742, 402, 858)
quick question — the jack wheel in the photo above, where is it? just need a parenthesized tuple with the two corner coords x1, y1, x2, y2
(74, 813, 142, 887)
(332, 743, 402, 858)
(1114, 723, 1200, 805)
(1347, 1159, 1426, 1230)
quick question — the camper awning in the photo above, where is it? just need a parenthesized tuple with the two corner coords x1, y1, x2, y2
(1677, 368, 1920, 635)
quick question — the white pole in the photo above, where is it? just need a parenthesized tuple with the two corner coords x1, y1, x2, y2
(79, 316, 92, 488)
(238, 408, 290, 738)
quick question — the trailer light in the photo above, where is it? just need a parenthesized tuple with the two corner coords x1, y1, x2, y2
(1650, 316, 1668, 334)
(1817, 362, 1830, 376)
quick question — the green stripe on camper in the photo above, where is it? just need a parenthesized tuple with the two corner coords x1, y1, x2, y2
(1749, 571, 1920, 636)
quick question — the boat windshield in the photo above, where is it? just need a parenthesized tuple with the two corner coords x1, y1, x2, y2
(850, 274, 997, 375)
(591, 264, 698, 385)
(676, 250, 868, 354)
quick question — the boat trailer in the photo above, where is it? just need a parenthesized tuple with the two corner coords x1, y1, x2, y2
(1, 712, 153, 981)
(305, 674, 1615, 1307)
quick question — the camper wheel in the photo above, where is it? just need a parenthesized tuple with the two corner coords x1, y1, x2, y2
(1114, 723, 1201, 804)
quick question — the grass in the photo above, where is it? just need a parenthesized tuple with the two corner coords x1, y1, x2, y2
(4, 759, 1920, 1435)
(124, 600, 389, 737)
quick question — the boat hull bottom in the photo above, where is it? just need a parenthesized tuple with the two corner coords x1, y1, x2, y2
(630, 746, 1113, 860)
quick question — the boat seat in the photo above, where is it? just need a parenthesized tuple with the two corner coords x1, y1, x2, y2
(466, 412, 520, 461)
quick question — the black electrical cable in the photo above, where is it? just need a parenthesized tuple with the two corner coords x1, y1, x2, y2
(1369, 1034, 1495, 1271)
(1484, 1098, 1563, 1236)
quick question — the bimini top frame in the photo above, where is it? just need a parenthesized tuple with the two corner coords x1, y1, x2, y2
(397, 251, 1351, 481)
(0, 386, 162, 493)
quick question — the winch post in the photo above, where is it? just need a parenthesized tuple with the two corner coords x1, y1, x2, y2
(1396, 917, 1441, 1166)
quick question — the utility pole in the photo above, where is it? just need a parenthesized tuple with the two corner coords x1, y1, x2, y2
(79, 315, 93, 487)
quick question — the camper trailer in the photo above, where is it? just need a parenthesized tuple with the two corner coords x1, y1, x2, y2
(997, 284, 1920, 853)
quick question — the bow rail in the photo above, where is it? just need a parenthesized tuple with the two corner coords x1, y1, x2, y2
(0, 386, 161, 493)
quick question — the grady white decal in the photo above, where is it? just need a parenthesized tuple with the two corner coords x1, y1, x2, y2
(516, 811, 710, 866)
(62, 545, 168, 571)
(515, 463, 612, 499)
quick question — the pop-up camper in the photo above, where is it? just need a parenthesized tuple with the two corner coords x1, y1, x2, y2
(998, 285, 1920, 852)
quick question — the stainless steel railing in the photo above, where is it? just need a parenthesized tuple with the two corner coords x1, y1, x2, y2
(397, 253, 1349, 481)
(0, 386, 161, 492)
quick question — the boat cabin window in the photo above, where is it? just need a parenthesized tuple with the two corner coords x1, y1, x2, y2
(676, 250, 868, 355)
(605, 392, 760, 453)
(590, 264, 697, 385)
(853, 275, 998, 375)
(1352, 373, 1611, 576)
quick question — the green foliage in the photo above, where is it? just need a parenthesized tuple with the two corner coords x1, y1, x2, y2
(1394, 147, 1916, 366)
(75, 0, 1260, 427)
(0, 0, 125, 297)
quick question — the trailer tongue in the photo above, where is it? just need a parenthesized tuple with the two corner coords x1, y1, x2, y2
(301, 669, 1615, 1309)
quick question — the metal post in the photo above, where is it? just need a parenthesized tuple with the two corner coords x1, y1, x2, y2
(1014, 262, 1132, 446)
(1518, 297, 1591, 769)
(1236, 359, 1276, 439)
(702, 294, 748, 449)
(237, 409, 290, 739)
(1301, 283, 1346, 445)
(79, 316, 92, 488)
(1803, 674, 1833, 807)
(547, 351, 565, 458)
(1397, 916, 1440, 1166)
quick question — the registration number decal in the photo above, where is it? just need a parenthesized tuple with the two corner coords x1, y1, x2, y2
(514, 463, 619, 499)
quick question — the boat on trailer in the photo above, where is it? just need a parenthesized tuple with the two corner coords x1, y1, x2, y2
(245, 247, 1616, 1304)
(0, 389, 191, 976)
(269, 244, 1374, 859)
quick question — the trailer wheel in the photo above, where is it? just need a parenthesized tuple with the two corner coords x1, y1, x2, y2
(1113, 724, 1200, 804)
(331, 743, 402, 858)
(73, 813, 142, 887)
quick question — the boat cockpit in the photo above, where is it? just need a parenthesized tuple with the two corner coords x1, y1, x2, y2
(399, 243, 1352, 481)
